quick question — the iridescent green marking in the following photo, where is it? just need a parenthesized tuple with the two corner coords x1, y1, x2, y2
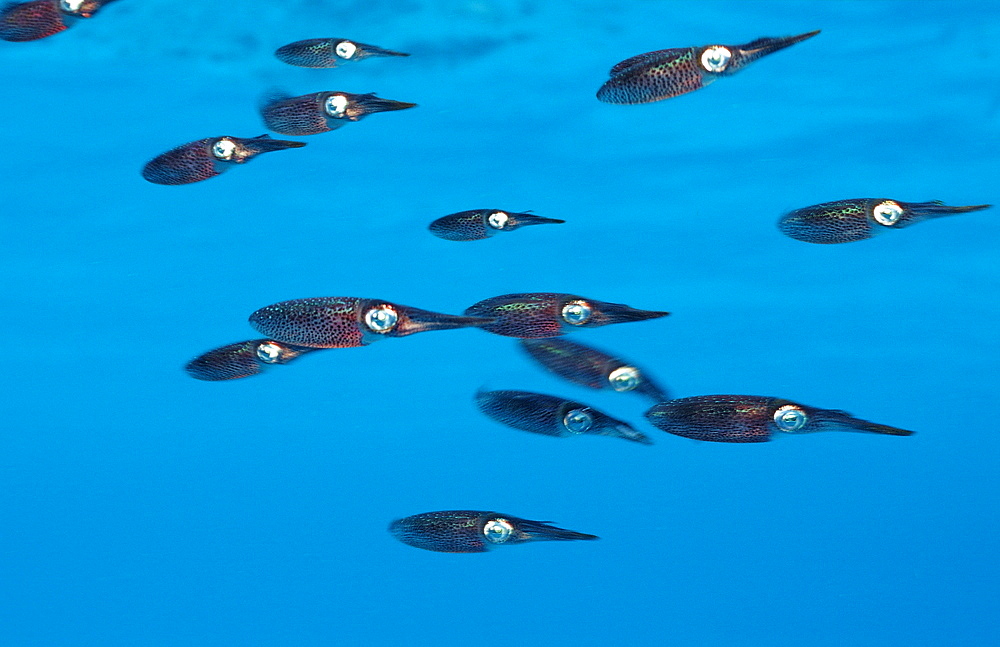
(495, 302, 545, 313)
(649, 49, 694, 73)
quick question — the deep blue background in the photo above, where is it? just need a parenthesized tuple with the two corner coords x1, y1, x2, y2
(1, 1, 997, 645)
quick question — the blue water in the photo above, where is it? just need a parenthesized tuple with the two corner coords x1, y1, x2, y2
(2, 1, 998, 645)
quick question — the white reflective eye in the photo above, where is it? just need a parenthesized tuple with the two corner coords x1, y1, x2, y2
(335, 41, 358, 59)
(873, 200, 904, 226)
(483, 518, 514, 544)
(325, 94, 349, 118)
(700, 46, 732, 72)
(256, 342, 283, 364)
(364, 306, 398, 333)
(60, 0, 85, 12)
(774, 404, 809, 432)
(563, 408, 594, 434)
(561, 300, 592, 325)
(487, 211, 509, 230)
(212, 138, 237, 161)
(607, 366, 640, 392)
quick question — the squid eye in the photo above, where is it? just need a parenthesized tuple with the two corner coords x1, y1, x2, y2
(324, 94, 349, 118)
(335, 41, 358, 59)
(562, 408, 594, 434)
(607, 366, 640, 392)
(872, 200, 904, 226)
(364, 305, 398, 333)
(59, 0, 85, 12)
(700, 46, 732, 72)
(486, 211, 510, 230)
(561, 300, 592, 325)
(256, 342, 283, 364)
(212, 138, 237, 161)
(483, 518, 514, 544)
(774, 404, 809, 432)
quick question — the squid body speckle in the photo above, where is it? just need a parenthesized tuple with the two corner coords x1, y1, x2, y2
(476, 389, 652, 445)
(249, 297, 494, 348)
(464, 293, 669, 339)
(141, 135, 305, 185)
(597, 30, 819, 104)
(778, 198, 992, 244)
(428, 209, 565, 241)
(389, 510, 598, 553)
(0, 0, 115, 42)
(185, 339, 315, 382)
(645, 395, 915, 443)
(520, 337, 669, 402)
(261, 91, 416, 136)
(274, 38, 409, 68)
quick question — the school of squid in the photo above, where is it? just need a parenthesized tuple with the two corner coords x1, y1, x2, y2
(4, 0, 990, 554)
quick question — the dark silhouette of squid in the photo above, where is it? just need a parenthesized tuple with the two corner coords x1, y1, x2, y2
(0, 0, 116, 42)
(141, 135, 305, 185)
(597, 30, 819, 104)
(389, 510, 598, 553)
(248, 297, 493, 348)
(520, 337, 669, 402)
(464, 293, 669, 339)
(476, 389, 652, 445)
(428, 209, 565, 241)
(185, 339, 315, 381)
(645, 395, 915, 443)
(261, 91, 416, 136)
(274, 38, 409, 68)
(778, 198, 992, 244)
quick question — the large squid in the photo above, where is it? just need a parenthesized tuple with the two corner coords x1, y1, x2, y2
(597, 30, 819, 104)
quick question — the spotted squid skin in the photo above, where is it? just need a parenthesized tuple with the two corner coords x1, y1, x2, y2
(141, 135, 306, 185)
(389, 510, 599, 553)
(465, 293, 564, 338)
(645, 395, 915, 443)
(0, 0, 113, 41)
(646, 395, 778, 443)
(0, 1, 66, 41)
(428, 210, 493, 241)
(274, 38, 409, 68)
(142, 138, 220, 185)
(185, 339, 314, 381)
(250, 297, 369, 348)
(428, 210, 565, 242)
(778, 198, 993, 244)
(261, 92, 341, 136)
(476, 389, 652, 445)
(464, 293, 669, 339)
(519, 337, 670, 402)
(597, 30, 820, 104)
(599, 48, 706, 104)
(275, 39, 346, 68)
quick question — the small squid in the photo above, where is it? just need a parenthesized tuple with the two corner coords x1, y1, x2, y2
(645, 395, 915, 443)
(428, 209, 565, 242)
(141, 135, 305, 185)
(0, 0, 116, 42)
(185, 339, 315, 382)
(778, 198, 992, 244)
(476, 389, 652, 445)
(274, 38, 409, 69)
(389, 510, 598, 553)
(261, 91, 416, 136)
(464, 293, 669, 339)
(520, 337, 669, 402)
(597, 30, 819, 104)
(248, 297, 494, 348)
